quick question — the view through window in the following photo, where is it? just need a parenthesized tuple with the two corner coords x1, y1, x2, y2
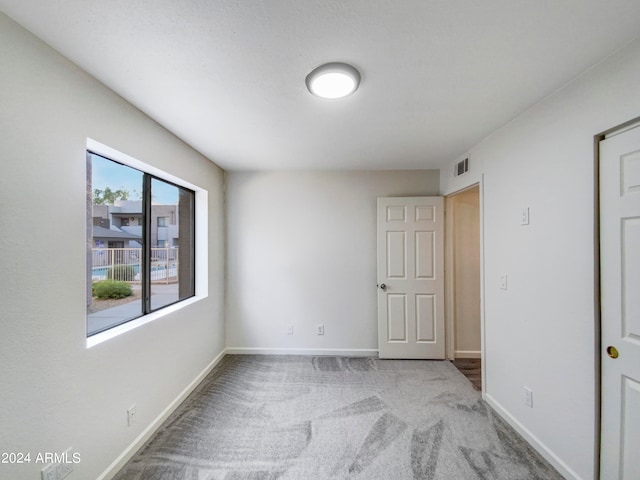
(86, 152, 195, 336)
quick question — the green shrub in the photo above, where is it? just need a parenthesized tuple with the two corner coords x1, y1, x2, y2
(93, 280, 133, 299)
(107, 264, 136, 281)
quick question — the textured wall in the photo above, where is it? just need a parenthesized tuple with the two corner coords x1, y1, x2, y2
(0, 13, 225, 480)
(226, 170, 439, 353)
(440, 36, 640, 480)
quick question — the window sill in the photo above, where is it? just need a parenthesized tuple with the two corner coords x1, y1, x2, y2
(86, 294, 205, 348)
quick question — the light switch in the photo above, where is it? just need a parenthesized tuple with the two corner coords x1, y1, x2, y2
(499, 274, 508, 290)
(521, 207, 530, 225)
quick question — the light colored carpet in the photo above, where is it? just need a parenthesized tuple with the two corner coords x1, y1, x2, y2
(113, 355, 563, 479)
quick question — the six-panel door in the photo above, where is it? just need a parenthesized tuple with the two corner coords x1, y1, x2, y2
(377, 197, 444, 359)
(600, 125, 640, 479)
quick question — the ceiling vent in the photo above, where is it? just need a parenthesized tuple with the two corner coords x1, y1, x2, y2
(454, 157, 469, 177)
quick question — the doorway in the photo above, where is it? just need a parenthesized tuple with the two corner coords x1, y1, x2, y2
(445, 185, 482, 390)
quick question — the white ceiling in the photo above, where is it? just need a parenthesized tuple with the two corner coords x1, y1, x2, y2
(2, 1, 640, 171)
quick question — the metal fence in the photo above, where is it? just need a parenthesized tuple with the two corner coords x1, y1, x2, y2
(91, 248, 178, 284)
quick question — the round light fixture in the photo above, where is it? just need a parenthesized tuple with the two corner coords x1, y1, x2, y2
(305, 62, 361, 99)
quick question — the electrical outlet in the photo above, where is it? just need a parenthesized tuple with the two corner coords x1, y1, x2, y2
(287, 325, 294, 335)
(316, 324, 324, 335)
(56, 449, 74, 480)
(127, 404, 137, 426)
(42, 448, 75, 480)
(41, 464, 56, 480)
(524, 387, 533, 408)
(56, 460, 73, 480)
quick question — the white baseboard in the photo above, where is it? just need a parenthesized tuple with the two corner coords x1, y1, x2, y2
(454, 350, 481, 359)
(483, 393, 582, 480)
(97, 348, 227, 480)
(226, 347, 379, 357)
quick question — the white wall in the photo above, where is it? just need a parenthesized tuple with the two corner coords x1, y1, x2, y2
(226, 170, 439, 353)
(440, 37, 640, 480)
(0, 13, 225, 480)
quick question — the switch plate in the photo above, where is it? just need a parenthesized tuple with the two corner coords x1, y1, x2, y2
(521, 207, 530, 225)
(316, 324, 324, 335)
(524, 387, 533, 407)
(287, 325, 293, 335)
(499, 274, 508, 290)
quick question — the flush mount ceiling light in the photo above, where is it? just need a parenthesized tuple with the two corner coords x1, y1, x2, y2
(305, 62, 361, 99)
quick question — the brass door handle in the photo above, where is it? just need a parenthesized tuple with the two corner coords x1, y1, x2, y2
(606, 346, 619, 359)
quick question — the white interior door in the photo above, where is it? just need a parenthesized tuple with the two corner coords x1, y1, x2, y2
(377, 197, 444, 359)
(600, 124, 640, 479)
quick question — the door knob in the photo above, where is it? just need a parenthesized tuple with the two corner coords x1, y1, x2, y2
(378, 283, 387, 291)
(606, 346, 619, 359)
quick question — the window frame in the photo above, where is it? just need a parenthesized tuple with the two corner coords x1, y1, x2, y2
(86, 139, 208, 348)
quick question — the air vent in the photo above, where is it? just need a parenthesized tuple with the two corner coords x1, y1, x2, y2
(454, 157, 469, 177)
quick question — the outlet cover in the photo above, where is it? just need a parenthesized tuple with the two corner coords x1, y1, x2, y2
(41, 464, 56, 480)
(57, 461, 73, 480)
(524, 387, 533, 408)
(127, 404, 137, 426)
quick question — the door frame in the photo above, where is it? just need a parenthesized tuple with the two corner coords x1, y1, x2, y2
(444, 178, 486, 395)
(595, 115, 640, 479)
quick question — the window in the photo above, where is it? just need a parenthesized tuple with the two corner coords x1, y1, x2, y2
(87, 150, 195, 338)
